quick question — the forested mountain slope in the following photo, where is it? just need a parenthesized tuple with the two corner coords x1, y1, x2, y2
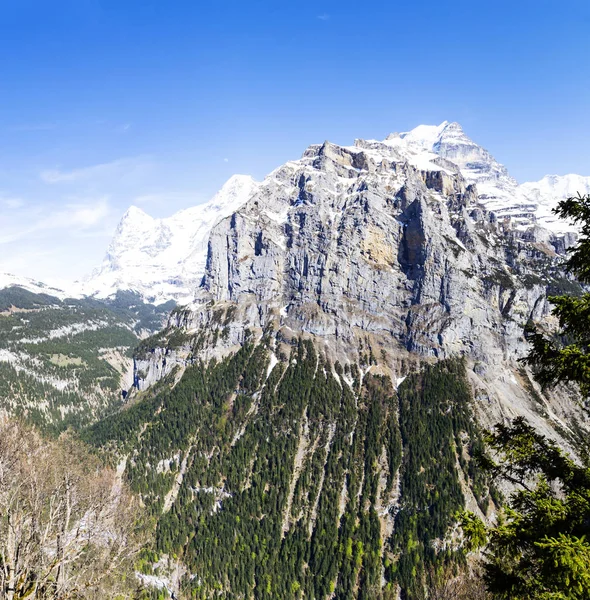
(87, 341, 496, 598)
(0, 286, 173, 431)
(79, 127, 590, 598)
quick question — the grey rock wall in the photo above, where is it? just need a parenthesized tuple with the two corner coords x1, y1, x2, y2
(132, 136, 587, 453)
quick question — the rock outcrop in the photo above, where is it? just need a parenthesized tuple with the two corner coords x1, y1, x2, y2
(81, 175, 260, 304)
(182, 137, 562, 364)
(133, 125, 588, 457)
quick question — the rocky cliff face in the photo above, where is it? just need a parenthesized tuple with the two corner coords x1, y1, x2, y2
(82, 122, 587, 306)
(197, 138, 543, 363)
(119, 125, 590, 599)
(81, 175, 259, 304)
(132, 126, 587, 456)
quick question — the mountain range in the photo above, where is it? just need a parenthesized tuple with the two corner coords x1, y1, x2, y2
(67, 121, 589, 304)
(3, 122, 588, 307)
(79, 119, 590, 598)
(2, 121, 590, 598)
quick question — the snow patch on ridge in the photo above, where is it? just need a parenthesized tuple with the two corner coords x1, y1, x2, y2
(76, 122, 588, 304)
(80, 175, 260, 304)
(386, 122, 585, 233)
(0, 273, 74, 299)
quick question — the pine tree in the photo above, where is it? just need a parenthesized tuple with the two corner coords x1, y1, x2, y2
(462, 418, 590, 599)
(461, 194, 590, 599)
(523, 193, 590, 396)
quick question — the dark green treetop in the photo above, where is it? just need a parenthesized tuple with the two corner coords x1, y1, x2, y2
(461, 194, 590, 599)
(524, 194, 590, 397)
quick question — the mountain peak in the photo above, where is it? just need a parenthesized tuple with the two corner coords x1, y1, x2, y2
(82, 122, 587, 303)
(121, 205, 152, 222)
(387, 122, 450, 148)
(224, 173, 256, 186)
(82, 175, 259, 303)
(441, 120, 462, 131)
(206, 174, 259, 212)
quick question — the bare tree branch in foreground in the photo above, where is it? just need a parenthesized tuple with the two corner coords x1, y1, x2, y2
(0, 418, 145, 599)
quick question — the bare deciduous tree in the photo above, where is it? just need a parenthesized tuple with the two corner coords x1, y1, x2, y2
(0, 418, 145, 599)
(427, 563, 490, 600)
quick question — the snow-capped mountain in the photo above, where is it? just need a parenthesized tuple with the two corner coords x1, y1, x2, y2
(80, 174, 259, 303)
(124, 123, 590, 600)
(391, 121, 520, 209)
(0, 272, 71, 299)
(519, 174, 590, 232)
(382, 121, 584, 232)
(82, 122, 587, 303)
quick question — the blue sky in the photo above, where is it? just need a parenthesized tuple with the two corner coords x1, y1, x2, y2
(1, 0, 589, 282)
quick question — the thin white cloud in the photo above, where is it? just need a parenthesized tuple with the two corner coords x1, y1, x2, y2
(40, 156, 148, 184)
(4, 153, 216, 281)
(1, 196, 25, 209)
(317, 13, 330, 20)
(0, 197, 113, 244)
(54, 198, 111, 228)
(223, 158, 229, 162)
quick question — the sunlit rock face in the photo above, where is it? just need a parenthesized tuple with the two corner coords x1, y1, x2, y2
(134, 123, 589, 488)
(81, 175, 260, 304)
(84, 122, 587, 306)
(193, 128, 568, 369)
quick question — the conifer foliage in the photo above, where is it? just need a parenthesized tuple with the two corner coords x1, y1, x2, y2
(462, 194, 590, 599)
(87, 340, 489, 599)
(524, 194, 590, 397)
(462, 418, 590, 599)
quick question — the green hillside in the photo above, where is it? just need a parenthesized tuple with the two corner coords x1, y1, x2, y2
(0, 287, 173, 432)
(85, 339, 493, 599)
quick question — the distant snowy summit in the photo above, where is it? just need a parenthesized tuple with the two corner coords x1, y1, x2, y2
(519, 174, 590, 231)
(77, 122, 589, 303)
(381, 121, 588, 232)
(79, 175, 260, 304)
(0, 272, 71, 300)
